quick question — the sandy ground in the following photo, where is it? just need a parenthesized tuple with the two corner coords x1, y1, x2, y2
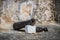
(0, 25, 60, 40)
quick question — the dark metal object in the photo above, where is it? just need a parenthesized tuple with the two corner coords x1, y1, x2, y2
(43, 27, 48, 32)
(36, 27, 43, 32)
(13, 19, 36, 30)
(36, 27, 48, 32)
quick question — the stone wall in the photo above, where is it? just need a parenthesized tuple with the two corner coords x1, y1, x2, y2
(54, 0, 60, 23)
(0, 0, 58, 29)
(34, 0, 55, 25)
(0, 0, 34, 29)
(0, 0, 3, 29)
(1, 0, 19, 29)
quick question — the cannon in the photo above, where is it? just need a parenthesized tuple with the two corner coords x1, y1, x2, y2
(13, 19, 36, 30)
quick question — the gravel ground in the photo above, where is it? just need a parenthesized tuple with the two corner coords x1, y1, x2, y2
(0, 25, 60, 40)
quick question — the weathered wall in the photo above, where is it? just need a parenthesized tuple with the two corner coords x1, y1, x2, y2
(0, 0, 3, 29)
(1, 0, 33, 29)
(0, 0, 57, 29)
(1, 0, 19, 29)
(34, 0, 55, 25)
(54, 0, 60, 23)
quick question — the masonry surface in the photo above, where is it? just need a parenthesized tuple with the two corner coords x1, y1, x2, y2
(0, 0, 60, 40)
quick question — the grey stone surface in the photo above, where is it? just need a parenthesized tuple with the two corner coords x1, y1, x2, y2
(55, 0, 60, 23)
(0, 25, 60, 40)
